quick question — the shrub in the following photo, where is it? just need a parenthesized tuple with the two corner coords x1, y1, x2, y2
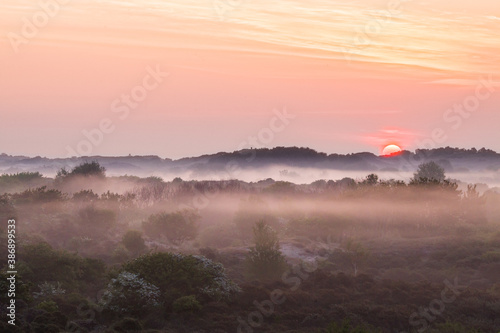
(247, 221, 287, 279)
(31, 311, 68, 333)
(11, 186, 64, 204)
(0, 194, 15, 221)
(101, 190, 121, 202)
(33, 282, 66, 299)
(0, 271, 32, 306)
(412, 161, 445, 182)
(111, 244, 131, 263)
(142, 210, 199, 245)
(110, 317, 143, 332)
(341, 239, 370, 277)
(100, 271, 161, 315)
(0, 171, 43, 183)
(18, 242, 105, 293)
(0, 172, 47, 193)
(120, 252, 240, 306)
(61, 161, 106, 178)
(172, 295, 202, 313)
(52, 292, 89, 316)
(36, 300, 59, 313)
(72, 190, 99, 201)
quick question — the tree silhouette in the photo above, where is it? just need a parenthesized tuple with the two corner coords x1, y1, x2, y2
(56, 161, 106, 181)
(247, 221, 287, 279)
(412, 161, 445, 183)
(343, 239, 369, 277)
(362, 173, 379, 186)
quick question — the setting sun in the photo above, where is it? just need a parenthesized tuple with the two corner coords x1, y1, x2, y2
(382, 144, 402, 156)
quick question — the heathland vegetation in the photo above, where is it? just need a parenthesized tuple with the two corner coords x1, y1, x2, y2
(0, 161, 499, 332)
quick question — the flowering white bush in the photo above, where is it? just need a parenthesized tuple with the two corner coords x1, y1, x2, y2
(33, 281, 66, 299)
(193, 255, 241, 300)
(99, 271, 161, 314)
(121, 252, 240, 306)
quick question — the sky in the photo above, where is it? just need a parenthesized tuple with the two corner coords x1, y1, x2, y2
(0, 0, 499, 159)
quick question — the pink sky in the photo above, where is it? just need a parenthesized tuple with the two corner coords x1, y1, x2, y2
(1, 0, 499, 158)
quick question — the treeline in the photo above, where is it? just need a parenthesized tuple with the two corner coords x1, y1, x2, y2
(1, 161, 499, 332)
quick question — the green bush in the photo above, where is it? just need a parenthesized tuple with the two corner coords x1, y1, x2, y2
(247, 221, 287, 279)
(111, 244, 131, 263)
(57, 161, 106, 179)
(31, 311, 68, 333)
(110, 317, 143, 332)
(52, 292, 90, 316)
(0, 194, 15, 220)
(18, 242, 106, 294)
(172, 295, 202, 313)
(72, 189, 99, 201)
(0, 320, 24, 333)
(0, 270, 31, 300)
(36, 300, 59, 312)
(11, 186, 64, 204)
(99, 271, 161, 315)
(0, 172, 47, 194)
(120, 252, 240, 306)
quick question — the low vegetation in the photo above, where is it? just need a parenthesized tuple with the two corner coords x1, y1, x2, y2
(0, 161, 499, 332)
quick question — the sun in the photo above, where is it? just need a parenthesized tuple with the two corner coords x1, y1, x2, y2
(382, 144, 402, 156)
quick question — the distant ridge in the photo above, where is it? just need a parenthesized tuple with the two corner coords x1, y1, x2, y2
(1, 146, 499, 177)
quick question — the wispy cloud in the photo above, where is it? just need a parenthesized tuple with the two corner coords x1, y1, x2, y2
(2, 0, 498, 81)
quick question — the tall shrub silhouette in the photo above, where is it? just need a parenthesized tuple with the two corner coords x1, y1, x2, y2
(247, 221, 287, 279)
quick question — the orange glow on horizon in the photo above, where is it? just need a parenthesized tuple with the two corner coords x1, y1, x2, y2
(0, 0, 499, 158)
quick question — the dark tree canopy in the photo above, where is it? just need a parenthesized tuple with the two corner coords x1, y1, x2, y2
(247, 221, 287, 279)
(120, 252, 240, 305)
(412, 161, 445, 182)
(57, 161, 106, 180)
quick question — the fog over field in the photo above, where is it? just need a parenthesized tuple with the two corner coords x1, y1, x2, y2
(1, 0, 499, 331)
(2, 147, 500, 189)
(1, 152, 500, 332)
